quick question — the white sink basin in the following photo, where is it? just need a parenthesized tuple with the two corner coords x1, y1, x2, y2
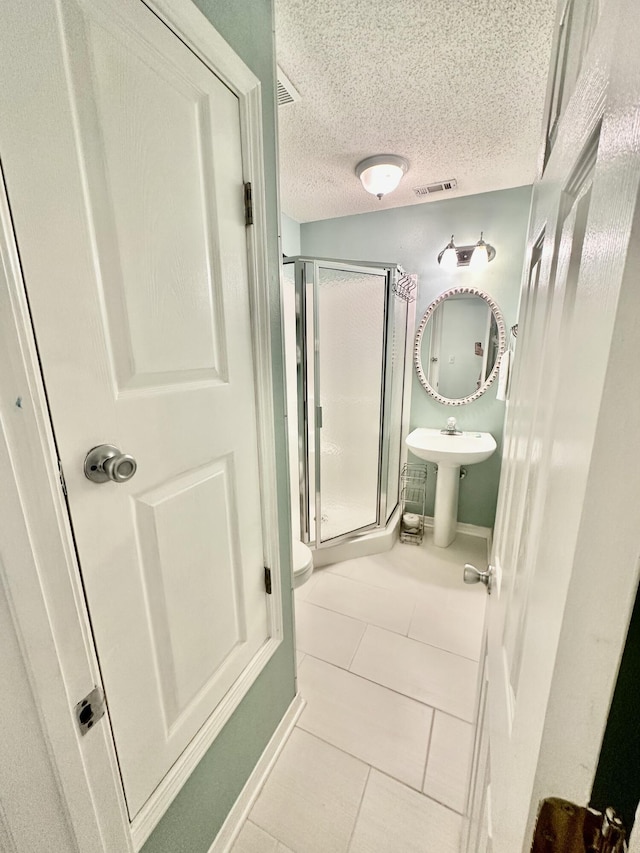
(405, 427, 496, 548)
(406, 428, 496, 468)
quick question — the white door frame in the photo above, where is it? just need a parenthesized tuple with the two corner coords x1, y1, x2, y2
(0, 1, 283, 849)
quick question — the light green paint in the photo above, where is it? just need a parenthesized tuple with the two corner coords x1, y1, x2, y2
(300, 185, 532, 527)
(281, 212, 301, 256)
(141, 2, 296, 851)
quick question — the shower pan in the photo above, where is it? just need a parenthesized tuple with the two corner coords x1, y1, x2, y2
(282, 256, 414, 567)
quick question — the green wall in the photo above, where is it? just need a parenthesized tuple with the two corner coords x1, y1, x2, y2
(281, 212, 301, 256)
(299, 185, 532, 528)
(142, 2, 296, 851)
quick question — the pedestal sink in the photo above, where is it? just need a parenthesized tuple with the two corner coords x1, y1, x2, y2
(405, 427, 496, 547)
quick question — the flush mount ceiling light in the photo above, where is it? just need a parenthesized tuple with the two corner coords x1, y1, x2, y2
(437, 232, 496, 269)
(356, 155, 409, 199)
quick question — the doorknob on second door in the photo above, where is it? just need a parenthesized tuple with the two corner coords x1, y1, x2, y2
(84, 444, 137, 484)
(464, 563, 494, 593)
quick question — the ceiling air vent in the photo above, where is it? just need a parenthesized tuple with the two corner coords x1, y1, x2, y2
(413, 178, 458, 198)
(277, 65, 301, 106)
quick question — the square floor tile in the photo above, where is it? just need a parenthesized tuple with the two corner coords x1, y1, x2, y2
(230, 821, 278, 853)
(294, 569, 321, 601)
(423, 711, 474, 813)
(349, 769, 462, 853)
(250, 728, 368, 853)
(408, 584, 486, 660)
(295, 600, 366, 668)
(327, 534, 488, 604)
(326, 551, 429, 596)
(306, 571, 415, 635)
(298, 656, 432, 790)
(350, 625, 479, 721)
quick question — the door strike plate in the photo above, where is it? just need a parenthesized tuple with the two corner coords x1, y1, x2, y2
(75, 687, 106, 735)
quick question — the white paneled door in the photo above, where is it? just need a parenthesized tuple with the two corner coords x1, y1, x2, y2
(0, 0, 273, 820)
(466, 3, 640, 851)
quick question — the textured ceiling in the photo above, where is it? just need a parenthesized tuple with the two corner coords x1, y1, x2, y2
(275, 0, 557, 223)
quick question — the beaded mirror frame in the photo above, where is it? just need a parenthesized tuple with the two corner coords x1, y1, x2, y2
(414, 286, 507, 406)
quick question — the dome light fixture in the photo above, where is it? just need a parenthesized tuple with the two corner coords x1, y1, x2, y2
(437, 232, 496, 269)
(355, 155, 409, 200)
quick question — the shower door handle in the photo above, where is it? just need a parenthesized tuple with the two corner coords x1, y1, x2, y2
(316, 405, 323, 428)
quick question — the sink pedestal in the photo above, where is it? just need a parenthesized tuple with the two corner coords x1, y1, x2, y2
(433, 465, 460, 548)
(405, 428, 497, 549)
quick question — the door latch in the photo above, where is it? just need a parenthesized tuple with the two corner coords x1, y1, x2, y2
(75, 687, 106, 735)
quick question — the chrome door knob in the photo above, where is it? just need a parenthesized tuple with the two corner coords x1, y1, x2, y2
(84, 444, 137, 484)
(463, 563, 494, 594)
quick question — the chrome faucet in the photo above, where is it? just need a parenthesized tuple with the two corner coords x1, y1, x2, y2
(441, 416, 463, 436)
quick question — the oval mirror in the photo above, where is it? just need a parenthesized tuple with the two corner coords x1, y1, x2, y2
(414, 287, 506, 405)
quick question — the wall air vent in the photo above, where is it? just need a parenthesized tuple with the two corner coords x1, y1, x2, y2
(413, 178, 458, 198)
(277, 65, 301, 106)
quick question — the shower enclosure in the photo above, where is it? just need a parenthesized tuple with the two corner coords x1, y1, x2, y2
(282, 256, 414, 564)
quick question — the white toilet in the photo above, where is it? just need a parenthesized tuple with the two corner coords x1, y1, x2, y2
(292, 540, 314, 588)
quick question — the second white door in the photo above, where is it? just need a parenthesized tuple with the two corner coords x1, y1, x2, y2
(0, 0, 274, 819)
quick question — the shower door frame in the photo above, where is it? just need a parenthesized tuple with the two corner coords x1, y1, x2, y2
(285, 256, 406, 552)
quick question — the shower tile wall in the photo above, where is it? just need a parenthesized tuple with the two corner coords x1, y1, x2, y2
(231, 530, 488, 853)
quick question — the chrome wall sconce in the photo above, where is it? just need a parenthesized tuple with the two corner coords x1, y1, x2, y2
(356, 155, 409, 200)
(438, 233, 496, 270)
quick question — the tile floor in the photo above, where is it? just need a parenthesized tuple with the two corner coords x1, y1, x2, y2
(231, 530, 488, 853)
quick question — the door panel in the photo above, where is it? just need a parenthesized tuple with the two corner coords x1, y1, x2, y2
(65, 1, 230, 393)
(486, 152, 596, 851)
(134, 457, 246, 726)
(4, 0, 271, 819)
(504, 176, 594, 702)
(89, 17, 227, 387)
(543, 0, 600, 165)
(464, 5, 640, 836)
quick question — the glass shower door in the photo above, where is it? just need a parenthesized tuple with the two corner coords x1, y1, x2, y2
(314, 262, 388, 543)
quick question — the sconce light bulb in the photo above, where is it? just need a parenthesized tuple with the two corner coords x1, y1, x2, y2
(439, 235, 458, 270)
(470, 233, 489, 269)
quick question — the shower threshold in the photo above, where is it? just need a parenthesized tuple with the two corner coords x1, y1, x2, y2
(310, 505, 401, 568)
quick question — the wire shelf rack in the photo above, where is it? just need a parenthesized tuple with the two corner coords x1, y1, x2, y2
(400, 462, 428, 544)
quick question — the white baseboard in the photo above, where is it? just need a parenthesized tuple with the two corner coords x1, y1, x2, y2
(422, 516, 493, 558)
(208, 692, 305, 853)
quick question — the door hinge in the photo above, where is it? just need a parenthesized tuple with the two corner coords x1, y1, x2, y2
(264, 566, 272, 595)
(58, 459, 67, 496)
(75, 687, 106, 736)
(244, 182, 253, 226)
(532, 798, 625, 852)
